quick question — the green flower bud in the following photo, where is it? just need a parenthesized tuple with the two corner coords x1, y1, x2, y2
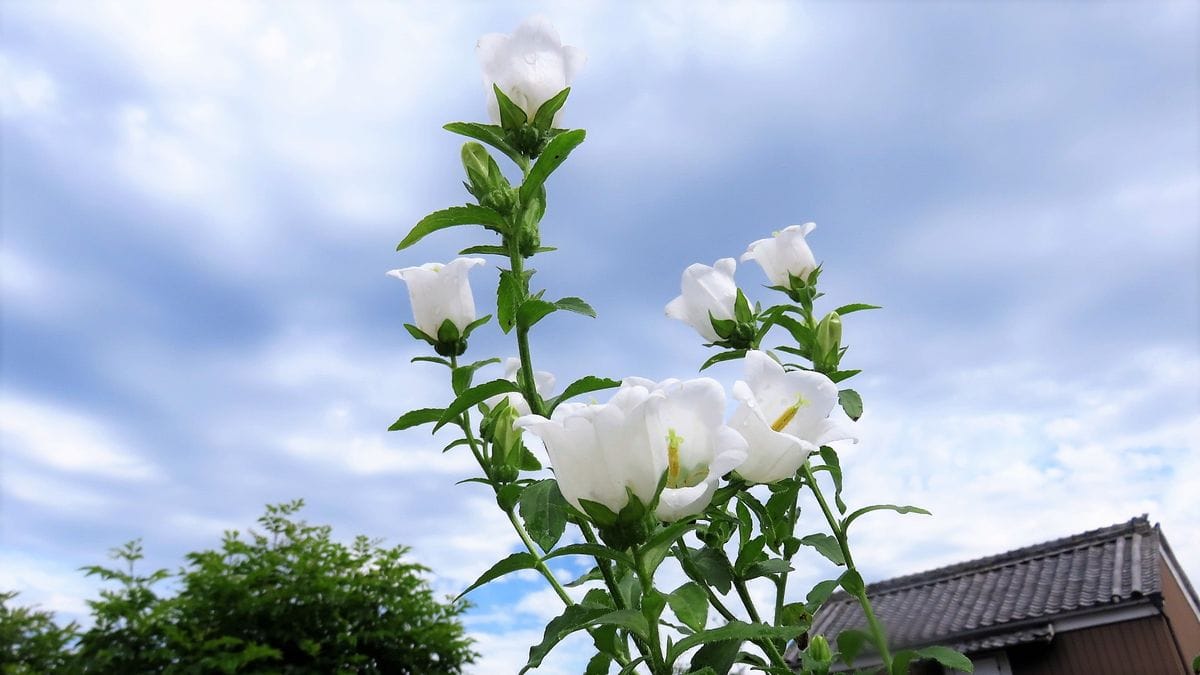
(807, 634, 832, 663)
(511, 125, 545, 157)
(815, 311, 842, 366)
(480, 187, 518, 216)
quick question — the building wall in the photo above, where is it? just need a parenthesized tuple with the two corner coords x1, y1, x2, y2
(1160, 559, 1200, 668)
(1007, 617, 1186, 675)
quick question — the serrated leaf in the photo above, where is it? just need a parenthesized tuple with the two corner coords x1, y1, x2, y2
(521, 607, 647, 673)
(687, 546, 733, 595)
(457, 552, 537, 599)
(667, 582, 708, 633)
(434, 379, 521, 431)
(516, 298, 557, 329)
(833, 303, 882, 315)
(564, 566, 603, 588)
(543, 543, 635, 569)
(743, 558, 792, 580)
(800, 533, 845, 566)
(666, 622, 808, 665)
(804, 578, 842, 612)
(387, 408, 443, 431)
(518, 479, 568, 552)
(396, 205, 506, 251)
(687, 640, 740, 674)
(546, 376, 620, 414)
(914, 646, 973, 672)
(843, 504, 932, 532)
(700, 349, 747, 371)
(444, 121, 526, 168)
(519, 129, 586, 204)
(497, 269, 521, 334)
(839, 389, 863, 421)
(554, 296, 596, 317)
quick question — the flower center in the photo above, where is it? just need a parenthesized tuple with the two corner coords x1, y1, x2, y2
(770, 394, 809, 432)
(665, 428, 709, 489)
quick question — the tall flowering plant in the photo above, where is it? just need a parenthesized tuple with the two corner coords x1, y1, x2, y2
(389, 17, 973, 675)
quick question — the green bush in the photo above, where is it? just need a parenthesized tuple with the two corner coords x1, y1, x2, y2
(3, 501, 475, 674)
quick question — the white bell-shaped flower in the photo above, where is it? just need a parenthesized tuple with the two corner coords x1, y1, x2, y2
(387, 257, 486, 338)
(665, 258, 739, 342)
(477, 16, 586, 125)
(742, 223, 819, 287)
(730, 350, 853, 483)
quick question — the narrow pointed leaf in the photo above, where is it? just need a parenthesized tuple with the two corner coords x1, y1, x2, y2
(546, 376, 620, 414)
(521, 607, 647, 673)
(444, 121, 525, 168)
(543, 543, 634, 569)
(842, 504, 932, 532)
(434, 379, 521, 431)
(396, 205, 506, 250)
(667, 622, 809, 665)
(519, 129, 586, 204)
(457, 552, 537, 599)
(532, 87, 571, 130)
(700, 349, 747, 371)
(493, 84, 527, 130)
(516, 298, 557, 329)
(388, 408, 444, 431)
(833, 303, 882, 315)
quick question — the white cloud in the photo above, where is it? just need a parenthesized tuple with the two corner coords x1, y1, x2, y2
(0, 395, 159, 481)
(0, 55, 58, 116)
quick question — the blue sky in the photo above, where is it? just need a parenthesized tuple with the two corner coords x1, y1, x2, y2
(1, 2, 1197, 672)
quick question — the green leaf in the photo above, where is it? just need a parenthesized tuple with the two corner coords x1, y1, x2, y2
(403, 323, 435, 345)
(554, 296, 596, 317)
(778, 602, 808, 628)
(521, 607, 647, 673)
(576, 499, 619, 528)
(564, 567, 603, 588)
(833, 303, 881, 315)
(842, 504, 932, 532)
(743, 558, 792, 580)
(493, 84, 528, 130)
(518, 480, 568, 553)
(700, 349, 747, 371)
(840, 569, 865, 596)
(584, 652, 611, 675)
(733, 288, 753, 323)
(804, 578, 842, 612)
(800, 533, 845, 566)
(667, 582, 708, 633)
(458, 244, 509, 256)
(547, 376, 621, 414)
(839, 389, 863, 421)
(642, 521, 698, 576)
(519, 129, 586, 204)
(836, 629, 871, 667)
(396, 205, 506, 251)
(543, 543, 635, 569)
(891, 650, 917, 675)
(666, 622, 808, 665)
(687, 546, 733, 595)
(518, 445, 542, 470)
(434, 379, 521, 431)
(497, 269, 521, 334)
(387, 408, 443, 432)
(818, 446, 847, 514)
(617, 656, 648, 675)
(687, 640, 741, 674)
(457, 552, 536, 599)
(532, 87, 570, 130)
(913, 646, 973, 672)
(829, 369, 862, 383)
(450, 357, 500, 397)
(516, 298, 557, 329)
(443, 121, 525, 168)
(734, 535, 767, 575)
(410, 355, 451, 367)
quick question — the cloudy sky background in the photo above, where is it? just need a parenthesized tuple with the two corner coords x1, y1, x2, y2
(2, 1, 1197, 672)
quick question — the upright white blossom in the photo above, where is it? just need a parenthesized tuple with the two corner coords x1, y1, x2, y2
(742, 223, 819, 286)
(387, 257, 486, 337)
(516, 377, 746, 522)
(665, 258, 739, 342)
(730, 350, 852, 483)
(477, 16, 586, 125)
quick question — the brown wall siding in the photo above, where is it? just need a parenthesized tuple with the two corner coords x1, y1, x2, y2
(1160, 559, 1200, 668)
(1009, 617, 1185, 675)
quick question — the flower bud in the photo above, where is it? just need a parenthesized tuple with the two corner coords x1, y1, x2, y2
(477, 16, 586, 127)
(807, 634, 832, 664)
(480, 187, 518, 216)
(815, 311, 842, 368)
(388, 258, 487, 356)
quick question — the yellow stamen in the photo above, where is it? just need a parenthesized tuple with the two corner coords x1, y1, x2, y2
(770, 394, 809, 432)
(666, 428, 683, 488)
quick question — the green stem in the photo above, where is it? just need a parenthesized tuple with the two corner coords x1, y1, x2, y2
(632, 546, 669, 675)
(506, 243, 545, 417)
(580, 524, 639, 664)
(731, 575, 789, 669)
(774, 501, 798, 623)
(801, 461, 893, 670)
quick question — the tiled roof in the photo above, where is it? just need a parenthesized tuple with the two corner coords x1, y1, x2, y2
(806, 516, 1167, 657)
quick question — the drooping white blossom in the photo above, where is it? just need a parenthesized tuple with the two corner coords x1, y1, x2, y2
(741, 223, 819, 287)
(516, 377, 746, 522)
(477, 16, 586, 125)
(730, 350, 852, 483)
(387, 257, 486, 338)
(665, 258, 739, 342)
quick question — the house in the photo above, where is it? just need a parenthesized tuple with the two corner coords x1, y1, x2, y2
(792, 516, 1200, 674)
